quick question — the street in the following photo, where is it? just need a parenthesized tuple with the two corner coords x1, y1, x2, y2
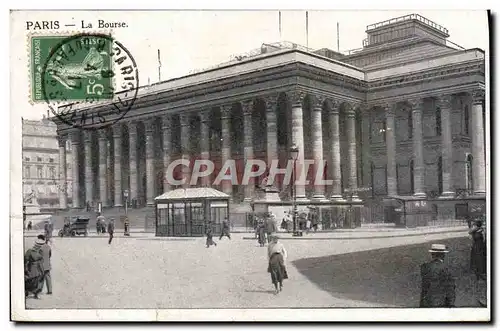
(24, 231, 481, 309)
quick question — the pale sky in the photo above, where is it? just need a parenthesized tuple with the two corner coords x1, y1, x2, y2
(10, 10, 489, 120)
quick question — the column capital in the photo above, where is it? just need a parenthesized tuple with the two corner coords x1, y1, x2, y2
(127, 120, 138, 131)
(311, 95, 326, 111)
(112, 124, 122, 138)
(69, 130, 80, 144)
(57, 135, 67, 147)
(328, 100, 341, 114)
(98, 129, 108, 140)
(355, 103, 370, 113)
(179, 113, 190, 127)
(288, 90, 307, 107)
(264, 94, 279, 110)
(241, 100, 254, 116)
(83, 131, 93, 142)
(436, 94, 453, 109)
(378, 103, 396, 116)
(407, 98, 424, 111)
(162, 115, 172, 129)
(344, 103, 356, 117)
(470, 89, 485, 105)
(220, 105, 232, 119)
(144, 118, 155, 133)
(199, 110, 211, 123)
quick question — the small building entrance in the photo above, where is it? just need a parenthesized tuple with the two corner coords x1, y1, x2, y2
(154, 188, 230, 237)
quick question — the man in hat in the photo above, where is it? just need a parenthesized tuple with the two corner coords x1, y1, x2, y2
(24, 235, 45, 299)
(107, 218, 115, 244)
(420, 244, 456, 308)
(39, 234, 52, 294)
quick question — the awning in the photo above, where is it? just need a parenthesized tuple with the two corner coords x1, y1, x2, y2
(155, 187, 230, 201)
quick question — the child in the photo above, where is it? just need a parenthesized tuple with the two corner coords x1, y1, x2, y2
(206, 222, 217, 248)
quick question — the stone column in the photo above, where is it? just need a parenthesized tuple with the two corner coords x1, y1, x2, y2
(70, 131, 81, 208)
(220, 105, 233, 197)
(98, 130, 108, 207)
(385, 105, 398, 196)
(83, 131, 94, 206)
(242, 100, 255, 201)
(199, 111, 211, 187)
(409, 98, 426, 197)
(58, 135, 67, 209)
(437, 95, 455, 197)
(329, 101, 343, 200)
(311, 96, 326, 200)
(112, 125, 123, 207)
(471, 90, 486, 195)
(346, 104, 359, 200)
(180, 114, 191, 188)
(289, 91, 307, 200)
(128, 121, 138, 204)
(265, 95, 279, 167)
(361, 109, 372, 191)
(145, 119, 156, 205)
(162, 115, 172, 192)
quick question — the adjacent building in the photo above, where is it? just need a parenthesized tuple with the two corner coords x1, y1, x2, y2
(51, 14, 487, 223)
(22, 116, 73, 209)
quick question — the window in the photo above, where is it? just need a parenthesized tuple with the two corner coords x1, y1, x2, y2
(464, 105, 470, 135)
(408, 110, 413, 139)
(24, 166, 30, 178)
(37, 166, 43, 179)
(24, 157, 30, 162)
(37, 157, 42, 162)
(437, 157, 443, 194)
(466, 154, 473, 191)
(49, 167, 56, 179)
(49, 158, 54, 163)
(435, 107, 442, 136)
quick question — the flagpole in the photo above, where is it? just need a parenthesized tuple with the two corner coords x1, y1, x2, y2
(279, 11, 282, 41)
(306, 11, 309, 49)
(157, 49, 162, 82)
(337, 22, 340, 52)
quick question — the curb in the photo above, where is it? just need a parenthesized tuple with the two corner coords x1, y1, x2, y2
(241, 228, 467, 240)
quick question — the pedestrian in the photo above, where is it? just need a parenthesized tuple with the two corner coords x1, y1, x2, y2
(469, 220, 486, 280)
(124, 217, 130, 236)
(27, 220, 33, 231)
(267, 235, 288, 294)
(205, 221, 217, 248)
(39, 234, 52, 295)
(419, 244, 456, 308)
(265, 214, 278, 243)
(44, 220, 53, 244)
(219, 217, 231, 240)
(24, 235, 45, 299)
(107, 218, 115, 244)
(96, 213, 106, 235)
(256, 219, 266, 247)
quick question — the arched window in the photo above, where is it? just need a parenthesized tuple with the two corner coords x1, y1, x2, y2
(464, 105, 470, 135)
(409, 160, 415, 193)
(466, 154, 473, 191)
(436, 107, 442, 136)
(408, 110, 413, 139)
(437, 157, 443, 194)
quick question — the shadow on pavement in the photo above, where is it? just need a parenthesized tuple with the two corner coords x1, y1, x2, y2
(244, 289, 276, 295)
(292, 237, 483, 308)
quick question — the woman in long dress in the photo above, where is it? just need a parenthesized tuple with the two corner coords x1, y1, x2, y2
(256, 219, 266, 247)
(267, 235, 288, 294)
(469, 220, 486, 279)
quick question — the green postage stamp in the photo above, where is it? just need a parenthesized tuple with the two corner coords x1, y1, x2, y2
(30, 34, 113, 103)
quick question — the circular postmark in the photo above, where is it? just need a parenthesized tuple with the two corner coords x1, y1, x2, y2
(41, 33, 139, 130)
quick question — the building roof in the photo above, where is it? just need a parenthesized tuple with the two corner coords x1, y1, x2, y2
(155, 187, 230, 201)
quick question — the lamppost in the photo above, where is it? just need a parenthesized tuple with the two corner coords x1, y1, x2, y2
(290, 143, 300, 236)
(123, 189, 129, 215)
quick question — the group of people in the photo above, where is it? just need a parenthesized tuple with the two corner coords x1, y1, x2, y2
(419, 218, 487, 308)
(96, 214, 115, 244)
(205, 217, 231, 248)
(24, 234, 52, 299)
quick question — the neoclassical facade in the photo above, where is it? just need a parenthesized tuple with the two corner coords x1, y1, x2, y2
(52, 14, 486, 218)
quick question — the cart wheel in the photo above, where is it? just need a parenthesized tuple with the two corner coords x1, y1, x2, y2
(58, 230, 63, 237)
(70, 230, 76, 237)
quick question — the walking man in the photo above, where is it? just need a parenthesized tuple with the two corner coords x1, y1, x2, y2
(107, 218, 115, 244)
(39, 234, 52, 295)
(265, 214, 278, 243)
(205, 221, 217, 248)
(219, 217, 231, 240)
(24, 235, 45, 299)
(420, 244, 456, 308)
